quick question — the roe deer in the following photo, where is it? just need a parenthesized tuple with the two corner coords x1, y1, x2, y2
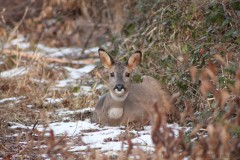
(93, 49, 172, 126)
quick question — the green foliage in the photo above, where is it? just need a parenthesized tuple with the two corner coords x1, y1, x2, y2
(205, 3, 225, 25)
(183, 130, 192, 144)
(230, 1, 240, 11)
(230, 126, 240, 137)
(123, 0, 239, 99)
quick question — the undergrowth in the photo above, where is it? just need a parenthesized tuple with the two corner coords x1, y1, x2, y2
(0, 0, 240, 159)
(120, 0, 240, 159)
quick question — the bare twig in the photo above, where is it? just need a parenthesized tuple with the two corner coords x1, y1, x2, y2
(7, 7, 29, 42)
(81, 4, 108, 54)
(126, 138, 133, 158)
(81, 23, 98, 55)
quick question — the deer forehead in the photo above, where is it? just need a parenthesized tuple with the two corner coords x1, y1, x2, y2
(112, 61, 130, 73)
(114, 61, 125, 69)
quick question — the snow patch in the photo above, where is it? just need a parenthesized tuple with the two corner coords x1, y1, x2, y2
(54, 79, 76, 88)
(55, 107, 94, 116)
(44, 98, 63, 104)
(10, 35, 30, 49)
(0, 96, 25, 104)
(9, 107, 190, 153)
(9, 122, 29, 129)
(0, 67, 28, 78)
(64, 65, 95, 79)
(84, 47, 98, 54)
(37, 120, 101, 136)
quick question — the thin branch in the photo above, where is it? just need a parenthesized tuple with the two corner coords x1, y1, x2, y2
(7, 7, 29, 42)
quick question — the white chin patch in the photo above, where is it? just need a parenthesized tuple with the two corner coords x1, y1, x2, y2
(110, 91, 128, 102)
(114, 88, 125, 95)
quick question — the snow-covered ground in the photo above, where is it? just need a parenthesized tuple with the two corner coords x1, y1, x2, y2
(1, 35, 190, 157)
(9, 107, 189, 153)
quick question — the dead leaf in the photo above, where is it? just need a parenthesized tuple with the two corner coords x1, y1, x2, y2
(206, 62, 217, 83)
(190, 66, 198, 83)
(214, 54, 227, 66)
(213, 89, 229, 108)
(200, 80, 213, 96)
(200, 47, 205, 56)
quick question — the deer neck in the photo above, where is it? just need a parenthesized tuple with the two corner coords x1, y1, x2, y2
(107, 91, 127, 119)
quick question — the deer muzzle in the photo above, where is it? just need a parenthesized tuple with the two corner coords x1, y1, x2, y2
(114, 84, 126, 95)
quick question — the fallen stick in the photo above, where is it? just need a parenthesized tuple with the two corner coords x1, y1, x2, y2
(2, 49, 97, 65)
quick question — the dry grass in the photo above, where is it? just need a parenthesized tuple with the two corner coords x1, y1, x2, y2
(0, 40, 100, 159)
(1, 0, 240, 159)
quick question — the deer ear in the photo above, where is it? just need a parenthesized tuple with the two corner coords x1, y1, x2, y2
(127, 51, 142, 70)
(98, 49, 114, 69)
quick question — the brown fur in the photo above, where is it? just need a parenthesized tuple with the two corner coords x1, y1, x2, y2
(92, 49, 171, 126)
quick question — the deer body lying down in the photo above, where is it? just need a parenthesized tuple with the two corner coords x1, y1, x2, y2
(93, 49, 171, 126)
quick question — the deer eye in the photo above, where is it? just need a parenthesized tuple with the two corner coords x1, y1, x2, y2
(110, 72, 115, 77)
(125, 72, 130, 77)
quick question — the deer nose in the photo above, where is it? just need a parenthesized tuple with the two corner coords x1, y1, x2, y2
(114, 84, 125, 91)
